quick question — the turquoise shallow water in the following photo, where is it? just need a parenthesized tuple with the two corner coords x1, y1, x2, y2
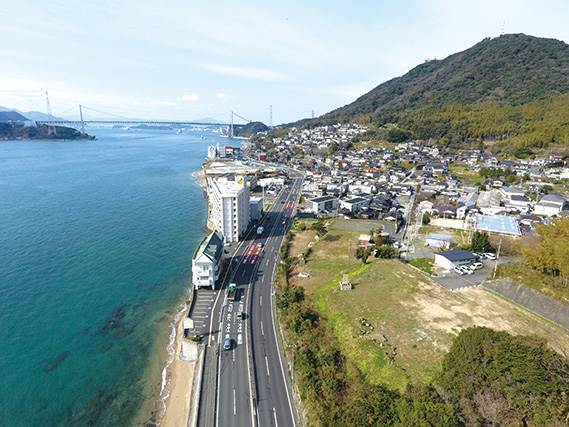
(0, 127, 222, 426)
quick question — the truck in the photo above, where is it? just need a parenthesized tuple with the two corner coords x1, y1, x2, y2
(227, 283, 238, 301)
(256, 226, 264, 236)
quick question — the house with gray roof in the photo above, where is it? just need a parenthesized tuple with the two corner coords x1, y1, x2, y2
(192, 230, 225, 289)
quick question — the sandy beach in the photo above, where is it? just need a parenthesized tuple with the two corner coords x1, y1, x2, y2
(160, 313, 197, 427)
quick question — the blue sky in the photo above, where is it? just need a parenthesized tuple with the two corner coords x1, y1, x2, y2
(1, 0, 568, 123)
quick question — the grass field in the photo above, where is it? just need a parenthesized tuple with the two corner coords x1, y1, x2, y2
(288, 219, 569, 391)
(449, 163, 485, 185)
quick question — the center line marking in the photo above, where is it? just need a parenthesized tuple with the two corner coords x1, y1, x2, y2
(265, 355, 270, 376)
(260, 321, 264, 336)
(233, 388, 236, 415)
(273, 408, 279, 427)
(260, 295, 262, 306)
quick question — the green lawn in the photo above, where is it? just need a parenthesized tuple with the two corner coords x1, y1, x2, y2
(449, 163, 484, 185)
(408, 257, 435, 275)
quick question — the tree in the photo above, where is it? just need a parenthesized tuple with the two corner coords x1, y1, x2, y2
(387, 127, 412, 143)
(376, 244, 397, 259)
(470, 231, 492, 252)
(422, 212, 431, 225)
(436, 327, 569, 426)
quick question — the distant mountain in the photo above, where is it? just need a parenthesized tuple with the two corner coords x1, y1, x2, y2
(192, 117, 224, 124)
(233, 121, 269, 138)
(0, 106, 64, 121)
(303, 34, 569, 156)
(0, 110, 29, 122)
(22, 111, 65, 121)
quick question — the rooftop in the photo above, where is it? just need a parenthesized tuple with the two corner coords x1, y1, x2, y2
(475, 214, 521, 236)
(436, 249, 476, 262)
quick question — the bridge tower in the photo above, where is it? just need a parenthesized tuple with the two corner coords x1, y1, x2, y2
(229, 110, 234, 138)
(269, 105, 273, 128)
(78, 104, 85, 134)
(311, 109, 315, 119)
(45, 91, 54, 120)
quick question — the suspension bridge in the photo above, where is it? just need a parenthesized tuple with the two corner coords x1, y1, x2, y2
(36, 92, 256, 137)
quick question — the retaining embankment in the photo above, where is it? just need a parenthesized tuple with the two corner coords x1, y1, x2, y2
(483, 279, 569, 329)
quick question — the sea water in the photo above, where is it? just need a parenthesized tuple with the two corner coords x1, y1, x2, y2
(0, 127, 224, 426)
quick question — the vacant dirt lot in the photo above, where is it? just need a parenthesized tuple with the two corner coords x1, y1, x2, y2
(288, 219, 569, 391)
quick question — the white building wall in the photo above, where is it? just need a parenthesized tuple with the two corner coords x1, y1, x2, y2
(207, 177, 250, 243)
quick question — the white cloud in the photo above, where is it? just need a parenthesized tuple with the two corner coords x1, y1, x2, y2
(180, 93, 200, 102)
(203, 64, 287, 81)
(0, 78, 45, 92)
(150, 100, 176, 106)
(216, 92, 232, 100)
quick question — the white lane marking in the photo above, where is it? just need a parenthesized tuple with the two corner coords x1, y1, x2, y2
(260, 295, 262, 306)
(233, 388, 237, 416)
(265, 355, 270, 376)
(273, 408, 279, 427)
(260, 321, 264, 336)
(232, 348, 235, 362)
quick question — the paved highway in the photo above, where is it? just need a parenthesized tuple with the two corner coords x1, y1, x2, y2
(195, 169, 302, 427)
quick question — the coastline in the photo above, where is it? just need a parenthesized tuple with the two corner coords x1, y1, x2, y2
(160, 301, 197, 426)
(150, 167, 208, 426)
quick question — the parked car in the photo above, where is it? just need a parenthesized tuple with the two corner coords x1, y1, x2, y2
(454, 266, 465, 275)
(458, 265, 473, 275)
(484, 252, 497, 260)
(471, 262, 483, 270)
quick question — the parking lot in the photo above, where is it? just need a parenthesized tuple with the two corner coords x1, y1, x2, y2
(434, 257, 509, 291)
(186, 288, 217, 335)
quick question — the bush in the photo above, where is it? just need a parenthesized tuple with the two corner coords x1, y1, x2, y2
(376, 244, 397, 259)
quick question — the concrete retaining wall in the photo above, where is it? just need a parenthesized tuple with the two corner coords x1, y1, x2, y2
(483, 279, 569, 329)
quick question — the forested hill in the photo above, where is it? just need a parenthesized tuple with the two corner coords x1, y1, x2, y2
(304, 34, 569, 156)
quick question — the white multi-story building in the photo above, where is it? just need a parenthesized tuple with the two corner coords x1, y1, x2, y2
(192, 231, 224, 289)
(208, 176, 250, 243)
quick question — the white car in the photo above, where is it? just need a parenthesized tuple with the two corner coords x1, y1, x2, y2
(459, 265, 474, 275)
(484, 252, 497, 260)
(471, 262, 483, 270)
(454, 266, 465, 275)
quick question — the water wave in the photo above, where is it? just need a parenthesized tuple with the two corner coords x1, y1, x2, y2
(157, 288, 191, 422)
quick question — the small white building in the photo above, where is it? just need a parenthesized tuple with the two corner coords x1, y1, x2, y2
(310, 195, 339, 214)
(425, 233, 454, 250)
(192, 231, 224, 289)
(534, 193, 567, 217)
(340, 197, 369, 213)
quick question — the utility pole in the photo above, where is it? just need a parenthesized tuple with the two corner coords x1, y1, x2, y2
(78, 104, 85, 134)
(492, 238, 502, 279)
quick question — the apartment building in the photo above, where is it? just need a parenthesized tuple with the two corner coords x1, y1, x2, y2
(208, 176, 250, 243)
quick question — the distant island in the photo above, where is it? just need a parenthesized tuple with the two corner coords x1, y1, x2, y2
(0, 122, 95, 141)
(0, 110, 94, 141)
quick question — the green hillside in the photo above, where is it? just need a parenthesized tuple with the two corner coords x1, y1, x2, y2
(306, 34, 569, 156)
